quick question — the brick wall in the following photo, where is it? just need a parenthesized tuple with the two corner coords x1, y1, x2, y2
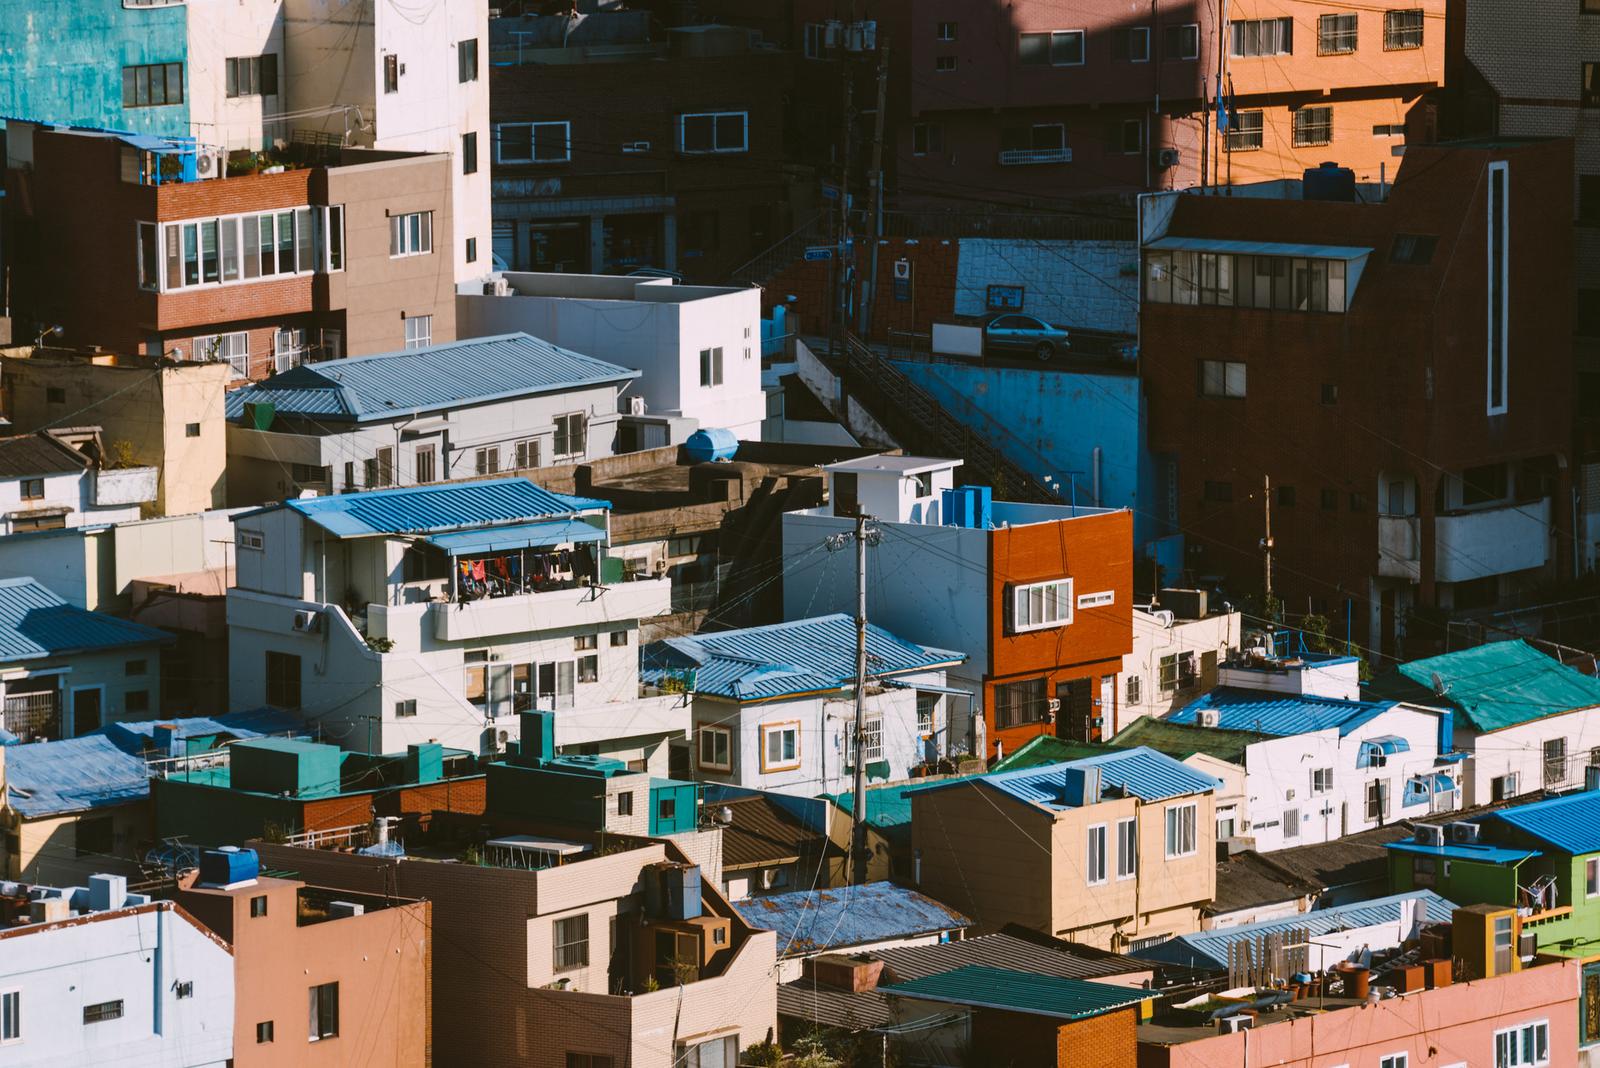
(969, 1006, 1137, 1067)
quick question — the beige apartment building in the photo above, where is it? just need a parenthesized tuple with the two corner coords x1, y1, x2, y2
(912, 749, 1219, 952)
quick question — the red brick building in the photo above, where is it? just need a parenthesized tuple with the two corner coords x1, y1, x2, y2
(3, 122, 457, 379)
(1139, 137, 1575, 659)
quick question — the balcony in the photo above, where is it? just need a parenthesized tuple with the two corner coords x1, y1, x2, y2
(2, 690, 59, 743)
(1435, 497, 1552, 583)
(431, 577, 670, 642)
(93, 466, 159, 507)
(998, 147, 1072, 166)
(1377, 514, 1421, 580)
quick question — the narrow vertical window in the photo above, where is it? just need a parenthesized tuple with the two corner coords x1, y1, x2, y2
(1487, 160, 1509, 415)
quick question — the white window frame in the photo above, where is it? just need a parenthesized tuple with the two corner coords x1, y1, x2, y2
(1494, 1021, 1549, 1068)
(916, 692, 938, 736)
(936, 21, 957, 41)
(1, 988, 18, 1045)
(699, 346, 724, 387)
(1086, 823, 1108, 885)
(1200, 359, 1248, 397)
(1011, 578, 1073, 633)
(1229, 17, 1293, 58)
(1165, 801, 1197, 857)
(760, 722, 800, 771)
(149, 205, 341, 294)
(1588, 857, 1600, 898)
(847, 717, 885, 767)
(193, 331, 250, 379)
(514, 438, 540, 470)
(1311, 767, 1334, 794)
(273, 327, 306, 373)
(698, 724, 732, 771)
(1076, 590, 1114, 609)
(1486, 159, 1510, 416)
(1380, 1054, 1408, 1068)
(474, 446, 500, 476)
(678, 111, 749, 155)
(403, 314, 433, 350)
(1116, 816, 1137, 879)
(1019, 29, 1087, 67)
(553, 412, 588, 459)
(390, 211, 434, 258)
(1126, 674, 1142, 705)
(495, 121, 571, 164)
(1123, 26, 1151, 62)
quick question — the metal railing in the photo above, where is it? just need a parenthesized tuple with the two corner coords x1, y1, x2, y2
(2, 693, 58, 742)
(998, 147, 1073, 166)
(729, 212, 828, 286)
(283, 824, 372, 850)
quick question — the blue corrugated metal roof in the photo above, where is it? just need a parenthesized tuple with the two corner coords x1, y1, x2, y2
(732, 880, 971, 955)
(915, 747, 1221, 809)
(0, 578, 173, 663)
(1487, 790, 1600, 855)
(223, 333, 639, 423)
(1386, 840, 1540, 865)
(1132, 891, 1459, 972)
(1168, 686, 1399, 737)
(3, 735, 150, 818)
(100, 709, 301, 751)
(252, 478, 609, 538)
(641, 615, 964, 701)
(425, 517, 606, 556)
(879, 965, 1154, 1020)
(1147, 236, 1374, 260)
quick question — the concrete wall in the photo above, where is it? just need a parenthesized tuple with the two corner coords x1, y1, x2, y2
(1457, 707, 1600, 807)
(952, 239, 1139, 334)
(1118, 611, 1241, 735)
(0, 467, 142, 536)
(186, 0, 285, 151)
(8, 801, 151, 886)
(0, 644, 168, 738)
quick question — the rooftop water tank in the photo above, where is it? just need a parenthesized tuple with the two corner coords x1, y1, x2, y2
(684, 427, 739, 464)
(198, 846, 260, 888)
(1303, 161, 1356, 203)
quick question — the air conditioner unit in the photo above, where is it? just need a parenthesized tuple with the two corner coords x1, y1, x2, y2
(1196, 708, 1220, 728)
(1046, 698, 1062, 713)
(1219, 1015, 1253, 1034)
(1284, 788, 1296, 801)
(194, 147, 224, 179)
(622, 141, 651, 154)
(291, 609, 322, 633)
(1156, 147, 1181, 169)
(1447, 821, 1480, 844)
(484, 277, 511, 297)
(758, 869, 779, 890)
(628, 396, 647, 416)
(1414, 824, 1445, 847)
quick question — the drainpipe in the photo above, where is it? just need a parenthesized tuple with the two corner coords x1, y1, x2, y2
(1093, 447, 1103, 508)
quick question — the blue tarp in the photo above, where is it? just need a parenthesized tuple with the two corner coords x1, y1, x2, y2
(426, 518, 606, 556)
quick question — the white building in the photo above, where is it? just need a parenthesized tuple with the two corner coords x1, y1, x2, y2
(642, 614, 964, 797)
(457, 273, 766, 441)
(1160, 657, 1459, 853)
(223, 332, 638, 506)
(1367, 639, 1600, 806)
(0, 429, 156, 536)
(226, 477, 676, 758)
(0, 874, 234, 1066)
(1115, 600, 1243, 737)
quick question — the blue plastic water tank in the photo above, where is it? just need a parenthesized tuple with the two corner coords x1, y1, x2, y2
(198, 846, 260, 887)
(684, 428, 739, 463)
(1302, 161, 1356, 203)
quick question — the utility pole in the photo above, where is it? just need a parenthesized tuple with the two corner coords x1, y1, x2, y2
(1261, 474, 1275, 635)
(850, 510, 870, 884)
(830, 58, 855, 358)
(860, 39, 889, 336)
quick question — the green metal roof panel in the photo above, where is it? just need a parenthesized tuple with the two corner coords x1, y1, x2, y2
(1106, 717, 1268, 766)
(989, 735, 1120, 772)
(880, 965, 1154, 1020)
(1367, 640, 1600, 733)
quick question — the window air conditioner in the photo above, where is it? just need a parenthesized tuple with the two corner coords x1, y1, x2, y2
(1157, 147, 1180, 169)
(291, 609, 322, 633)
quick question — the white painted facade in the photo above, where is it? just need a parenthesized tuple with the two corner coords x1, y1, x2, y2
(185, 0, 286, 152)
(1116, 608, 1242, 736)
(226, 499, 676, 756)
(0, 644, 168, 741)
(0, 889, 234, 1067)
(1453, 707, 1600, 807)
(0, 466, 155, 537)
(457, 274, 766, 439)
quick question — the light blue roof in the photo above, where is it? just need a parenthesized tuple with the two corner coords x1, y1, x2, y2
(243, 478, 610, 539)
(732, 880, 971, 955)
(425, 517, 606, 556)
(914, 747, 1222, 809)
(1487, 790, 1600, 856)
(0, 578, 173, 664)
(223, 333, 639, 424)
(1146, 235, 1374, 260)
(100, 708, 300, 747)
(3, 735, 150, 818)
(1132, 891, 1459, 972)
(1386, 840, 1540, 865)
(1168, 687, 1400, 738)
(641, 614, 964, 702)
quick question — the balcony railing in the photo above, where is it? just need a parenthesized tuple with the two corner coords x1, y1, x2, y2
(431, 576, 671, 642)
(998, 147, 1072, 166)
(1435, 497, 1552, 583)
(2, 691, 59, 742)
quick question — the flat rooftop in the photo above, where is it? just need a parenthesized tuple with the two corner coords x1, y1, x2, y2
(824, 455, 962, 476)
(1138, 995, 1367, 1045)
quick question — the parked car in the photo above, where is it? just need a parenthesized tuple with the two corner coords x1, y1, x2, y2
(983, 314, 1070, 359)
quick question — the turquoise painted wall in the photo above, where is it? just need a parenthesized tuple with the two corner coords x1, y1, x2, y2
(0, 2, 188, 134)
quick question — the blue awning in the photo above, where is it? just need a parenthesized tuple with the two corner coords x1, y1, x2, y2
(1146, 236, 1373, 260)
(1358, 735, 1411, 767)
(426, 519, 606, 556)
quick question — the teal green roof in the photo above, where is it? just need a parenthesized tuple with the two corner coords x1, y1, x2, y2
(989, 736, 1119, 772)
(1366, 640, 1600, 733)
(1108, 717, 1268, 766)
(880, 965, 1154, 1020)
(824, 775, 979, 832)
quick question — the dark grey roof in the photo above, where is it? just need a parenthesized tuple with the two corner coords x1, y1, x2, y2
(1208, 852, 1323, 916)
(720, 794, 843, 870)
(873, 933, 1150, 983)
(0, 432, 88, 478)
(777, 983, 897, 1031)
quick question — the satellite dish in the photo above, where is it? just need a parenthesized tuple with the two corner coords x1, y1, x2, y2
(1430, 671, 1450, 697)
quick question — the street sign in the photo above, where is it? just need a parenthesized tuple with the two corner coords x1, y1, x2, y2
(804, 246, 836, 262)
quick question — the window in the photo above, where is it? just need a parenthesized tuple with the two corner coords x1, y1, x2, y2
(1350, 492, 1368, 512)
(125, 659, 147, 677)
(1488, 160, 1509, 414)
(383, 54, 399, 93)
(1011, 578, 1072, 632)
(1121, 119, 1143, 154)
(504, 438, 537, 471)
(699, 346, 724, 387)
(122, 62, 183, 107)
(679, 1038, 737, 1068)
(1126, 675, 1142, 705)
(679, 112, 748, 154)
(668, 536, 701, 559)
(308, 982, 339, 1040)
(1086, 824, 1108, 885)
(1231, 17, 1293, 57)
(1117, 817, 1137, 879)
(554, 413, 588, 458)
(1199, 360, 1247, 397)
(568, 1055, 616, 1068)
(995, 677, 1049, 727)
(137, 221, 160, 289)
(226, 54, 278, 97)
(1366, 778, 1391, 821)
(250, 894, 269, 918)
(1586, 64, 1600, 108)
(1391, 234, 1438, 265)
(458, 38, 479, 82)
(1544, 737, 1568, 786)
(390, 212, 433, 257)
(1165, 803, 1197, 857)
(1381, 1056, 1409, 1068)
(474, 447, 500, 476)
(1112, 26, 1150, 62)
(403, 315, 432, 350)
(1321, 384, 1340, 406)
(1019, 30, 1086, 66)
(999, 123, 1067, 163)
(1293, 106, 1334, 147)
(185, 422, 202, 438)
(761, 722, 800, 770)
(19, 478, 44, 501)
(578, 655, 598, 684)
(2, 990, 19, 1044)
(551, 913, 591, 972)
(912, 122, 943, 155)
(1374, 122, 1407, 137)
(256, 1021, 274, 1044)
(1203, 481, 1233, 503)
(1311, 767, 1333, 794)
(1494, 771, 1523, 802)
(83, 1000, 123, 1024)
(466, 236, 477, 263)
(1588, 857, 1599, 898)
(1159, 652, 1195, 693)
(74, 815, 112, 857)
(935, 55, 956, 71)
(1495, 1021, 1550, 1067)
(415, 444, 437, 484)
(617, 791, 633, 817)
(1384, 9, 1424, 49)
(1164, 23, 1199, 60)
(265, 651, 302, 709)
(462, 131, 478, 175)
(1319, 13, 1358, 54)
(803, 23, 827, 58)
(611, 630, 629, 648)
(395, 699, 417, 718)
(936, 21, 957, 40)
(498, 121, 572, 165)
(1228, 110, 1264, 150)
(126, 689, 149, 714)
(659, 796, 677, 821)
